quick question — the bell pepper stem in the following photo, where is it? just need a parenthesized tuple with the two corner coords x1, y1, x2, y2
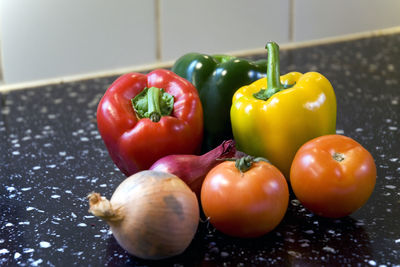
(131, 87, 174, 122)
(266, 42, 284, 92)
(213, 54, 236, 64)
(253, 42, 288, 100)
(147, 87, 162, 122)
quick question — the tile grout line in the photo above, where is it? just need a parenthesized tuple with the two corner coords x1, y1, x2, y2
(155, 0, 162, 62)
(0, 13, 4, 84)
(289, 0, 294, 42)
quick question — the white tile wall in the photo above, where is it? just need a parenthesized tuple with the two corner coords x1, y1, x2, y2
(0, 0, 157, 84)
(159, 0, 290, 61)
(293, 0, 400, 42)
(0, 0, 400, 86)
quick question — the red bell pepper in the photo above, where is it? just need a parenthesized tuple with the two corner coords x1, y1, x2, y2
(97, 69, 203, 176)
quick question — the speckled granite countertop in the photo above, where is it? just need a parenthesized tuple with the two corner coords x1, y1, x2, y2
(1, 33, 399, 266)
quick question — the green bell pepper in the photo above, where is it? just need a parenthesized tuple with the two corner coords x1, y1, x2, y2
(172, 53, 267, 151)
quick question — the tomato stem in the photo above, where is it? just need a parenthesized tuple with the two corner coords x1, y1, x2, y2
(333, 152, 345, 162)
(221, 156, 270, 173)
(235, 156, 253, 172)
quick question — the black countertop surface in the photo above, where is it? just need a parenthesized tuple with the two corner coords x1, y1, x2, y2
(1, 33, 399, 266)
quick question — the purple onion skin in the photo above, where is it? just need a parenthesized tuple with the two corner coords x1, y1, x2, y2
(149, 140, 236, 196)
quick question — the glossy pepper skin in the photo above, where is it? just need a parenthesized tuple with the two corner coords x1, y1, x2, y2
(97, 69, 203, 176)
(172, 53, 267, 152)
(231, 42, 337, 178)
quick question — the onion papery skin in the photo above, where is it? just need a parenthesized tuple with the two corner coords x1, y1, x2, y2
(88, 171, 199, 260)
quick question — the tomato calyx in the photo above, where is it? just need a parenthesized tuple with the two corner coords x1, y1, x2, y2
(220, 155, 270, 173)
(235, 156, 254, 172)
(332, 152, 345, 162)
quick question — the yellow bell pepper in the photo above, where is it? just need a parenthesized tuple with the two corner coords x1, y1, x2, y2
(230, 42, 337, 178)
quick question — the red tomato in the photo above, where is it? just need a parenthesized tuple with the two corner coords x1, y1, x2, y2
(200, 158, 289, 238)
(290, 134, 376, 218)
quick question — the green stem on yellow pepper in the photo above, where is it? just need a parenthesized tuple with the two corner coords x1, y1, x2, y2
(266, 42, 284, 93)
(253, 42, 293, 101)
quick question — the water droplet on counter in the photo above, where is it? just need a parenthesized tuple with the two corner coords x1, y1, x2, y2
(291, 199, 301, 206)
(31, 258, 43, 266)
(0, 249, 9, 255)
(23, 248, 34, 253)
(322, 246, 337, 254)
(220, 251, 229, 258)
(39, 241, 51, 248)
(336, 129, 344, 134)
(6, 186, 16, 192)
(287, 250, 302, 258)
(21, 187, 32, 191)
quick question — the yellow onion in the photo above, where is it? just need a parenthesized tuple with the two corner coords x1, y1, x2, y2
(88, 170, 199, 260)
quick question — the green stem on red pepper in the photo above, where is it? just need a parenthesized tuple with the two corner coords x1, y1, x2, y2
(253, 42, 294, 101)
(148, 87, 162, 122)
(131, 87, 174, 122)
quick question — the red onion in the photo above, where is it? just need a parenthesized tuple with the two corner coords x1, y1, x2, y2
(149, 140, 236, 196)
